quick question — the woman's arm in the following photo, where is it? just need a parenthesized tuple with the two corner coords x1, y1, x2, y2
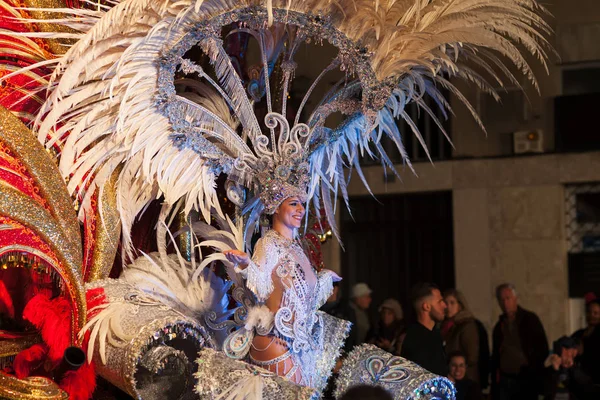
(224, 238, 279, 302)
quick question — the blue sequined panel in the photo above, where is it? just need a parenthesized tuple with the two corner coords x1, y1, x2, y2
(334, 344, 456, 400)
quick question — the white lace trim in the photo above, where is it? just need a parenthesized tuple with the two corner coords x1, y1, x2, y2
(243, 234, 281, 301)
(240, 230, 338, 386)
(316, 270, 335, 309)
(245, 259, 275, 302)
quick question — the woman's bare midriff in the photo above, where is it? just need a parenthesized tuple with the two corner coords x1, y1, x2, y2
(248, 272, 302, 383)
(250, 334, 302, 383)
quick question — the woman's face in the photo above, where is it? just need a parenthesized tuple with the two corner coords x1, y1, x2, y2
(449, 355, 467, 381)
(445, 295, 461, 319)
(586, 303, 600, 327)
(274, 197, 305, 230)
(380, 307, 395, 326)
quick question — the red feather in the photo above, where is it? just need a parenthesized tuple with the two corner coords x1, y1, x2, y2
(23, 293, 72, 364)
(59, 360, 96, 400)
(0, 280, 14, 319)
(13, 343, 48, 379)
(15, 289, 105, 398)
(55, 288, 107, 400)
(22, 292, 52, 327)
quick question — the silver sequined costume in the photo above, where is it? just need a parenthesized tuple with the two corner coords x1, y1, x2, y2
(234, 229, 339, 387)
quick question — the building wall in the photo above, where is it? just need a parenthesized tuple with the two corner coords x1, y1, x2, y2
(449, 0, 600, 160)
(323, 152, 600, 345)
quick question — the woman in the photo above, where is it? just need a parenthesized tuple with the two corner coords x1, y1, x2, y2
(448, 351, 483, 400)
(369, 298, 405, 355)
(223, 195, 340, 386)
(442, 289, 480, 383)
(572, 299, 600, 384)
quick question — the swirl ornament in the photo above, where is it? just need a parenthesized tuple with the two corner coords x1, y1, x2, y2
(366, 355, 410, 383)
(335, 345, 456, 400)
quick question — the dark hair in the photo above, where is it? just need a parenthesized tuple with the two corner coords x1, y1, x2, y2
(410, 282, 439, 310)
(553, 336, 580, 354)
(338, 385, 393, 400)
(447, 350, 467, 365)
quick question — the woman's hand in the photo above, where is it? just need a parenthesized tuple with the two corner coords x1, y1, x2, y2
(223, 249, 250, 269)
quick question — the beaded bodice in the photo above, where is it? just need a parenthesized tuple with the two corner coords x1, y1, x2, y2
(242, 229, 337, 384)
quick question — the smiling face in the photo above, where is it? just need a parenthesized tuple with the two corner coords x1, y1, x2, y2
(449, 355, 467, 381)
(274, 196, 306, 230)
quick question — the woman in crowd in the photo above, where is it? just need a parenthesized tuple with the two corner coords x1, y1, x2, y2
(442, 289, 480, 383)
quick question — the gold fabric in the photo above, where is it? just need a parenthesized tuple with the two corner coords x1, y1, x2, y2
(0, 107, 81, 260)
(87, 170, 121, 281)
(23, 0, 77, 55)
(0, 184, 85, 343)
(0, 372, 67, 400)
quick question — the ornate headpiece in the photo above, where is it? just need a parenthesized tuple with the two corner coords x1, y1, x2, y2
(239, 113, 311, 215)
(256, 160, 310, 215)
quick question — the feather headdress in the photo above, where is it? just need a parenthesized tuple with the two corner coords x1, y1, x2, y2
(1, 0, 552, 251)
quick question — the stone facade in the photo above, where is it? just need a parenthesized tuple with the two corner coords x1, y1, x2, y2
(321, 152, 600, 346)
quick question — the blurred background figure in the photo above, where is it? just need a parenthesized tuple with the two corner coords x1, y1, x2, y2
(442, 289, 484, 385)
(347, 283, 373, 346)
(369, 298, 406, 355)
(543, 336, 600, 400)
(448, 351, 483, 400)
(338, 384, 393, 400)
(321, 281, 345, 320)
(572, 299, 600, 385)
(492, 283, 548, 400)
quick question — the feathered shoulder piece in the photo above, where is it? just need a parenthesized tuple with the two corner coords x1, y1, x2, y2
(1, 0, 552, 249)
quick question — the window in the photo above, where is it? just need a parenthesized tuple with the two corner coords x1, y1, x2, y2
(566, 183, 600, 297)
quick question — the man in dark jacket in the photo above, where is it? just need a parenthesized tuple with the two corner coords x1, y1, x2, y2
(401, 282, 448, 376)
(492, 283, 549, 400)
